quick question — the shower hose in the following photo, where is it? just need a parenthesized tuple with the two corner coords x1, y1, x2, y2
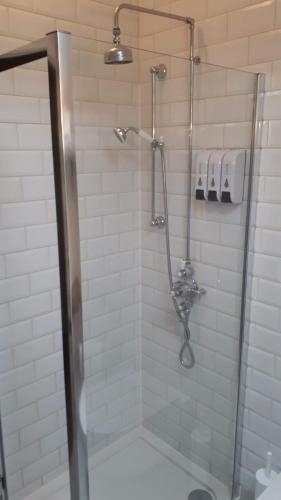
(158, 142, 195, 369)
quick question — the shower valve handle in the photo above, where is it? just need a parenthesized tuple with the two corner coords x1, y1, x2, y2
(178, 269, 187, 278)
(171, 288, 182, 298)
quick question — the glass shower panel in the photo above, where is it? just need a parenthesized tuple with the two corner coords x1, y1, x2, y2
(139, 55, 257, 499)
(192, 63, 256, 484)
(71, 35, 142, 488)
(0, 56, 70, 500)
(71, 36, 258, 500)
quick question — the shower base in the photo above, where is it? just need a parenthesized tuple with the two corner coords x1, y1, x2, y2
(23, 428, 229, 500)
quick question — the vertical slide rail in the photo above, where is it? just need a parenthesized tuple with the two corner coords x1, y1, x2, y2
(151, 69, 156, 223)
(47, 31, 89, 500)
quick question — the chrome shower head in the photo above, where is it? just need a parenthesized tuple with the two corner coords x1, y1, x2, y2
(114, 127, 128, 143)
(104, 43, 133, 64)
(113, 127, 154, 144)
(104, 24, 133, 64)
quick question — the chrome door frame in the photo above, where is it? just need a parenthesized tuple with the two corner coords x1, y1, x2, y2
(0, 31, 89, 500)
(232, 72, 264, 500)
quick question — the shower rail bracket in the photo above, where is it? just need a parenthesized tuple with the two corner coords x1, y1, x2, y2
(192, 56, 201, 64)
(150, 63, 167, 80)
(151, 215, 166, 227)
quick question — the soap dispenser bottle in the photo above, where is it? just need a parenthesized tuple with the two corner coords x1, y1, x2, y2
(195, 151, 210, 200)
(221, 149, 246, 204)
(207, 150, 226, 202)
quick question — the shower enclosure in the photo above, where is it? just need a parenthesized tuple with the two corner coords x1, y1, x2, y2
(0, 26, 260, 500)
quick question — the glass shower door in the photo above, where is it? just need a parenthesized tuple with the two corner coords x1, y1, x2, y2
(71, 35, 259, 500)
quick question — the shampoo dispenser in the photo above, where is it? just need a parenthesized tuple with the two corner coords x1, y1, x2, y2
(195, 151, 210, 200)
(220, 149, 246, 204)
(207, 151, 226, 202)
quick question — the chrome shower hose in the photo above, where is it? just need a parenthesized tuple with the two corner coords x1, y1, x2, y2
(158, 142, 195, 369)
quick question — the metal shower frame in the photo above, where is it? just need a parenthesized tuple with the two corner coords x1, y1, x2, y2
(232, 72, 264, 500)
(0, 31, 89, 500)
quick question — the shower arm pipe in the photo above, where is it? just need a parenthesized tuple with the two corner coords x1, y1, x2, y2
(113, 3, 194, 39)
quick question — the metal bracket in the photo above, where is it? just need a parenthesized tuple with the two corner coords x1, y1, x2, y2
(151, 215, 166, 227)
(192, 56, 201, 65)
(150, 63, 167, 80)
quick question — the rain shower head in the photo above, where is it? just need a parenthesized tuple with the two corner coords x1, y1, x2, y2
(104, 20, 133, 64)
(113, 127, 154, 144)
(104, 43, 133, 64)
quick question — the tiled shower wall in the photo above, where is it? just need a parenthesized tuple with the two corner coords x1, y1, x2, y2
(0, 2, 142, 499)
(138, 0, 281, 494)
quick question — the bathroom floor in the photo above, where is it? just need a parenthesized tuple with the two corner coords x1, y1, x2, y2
(24, 429, 228, 500)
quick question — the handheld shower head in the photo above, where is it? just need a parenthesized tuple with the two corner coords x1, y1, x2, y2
(114, 127, 128, 143)
(113, 127, 154, 144)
